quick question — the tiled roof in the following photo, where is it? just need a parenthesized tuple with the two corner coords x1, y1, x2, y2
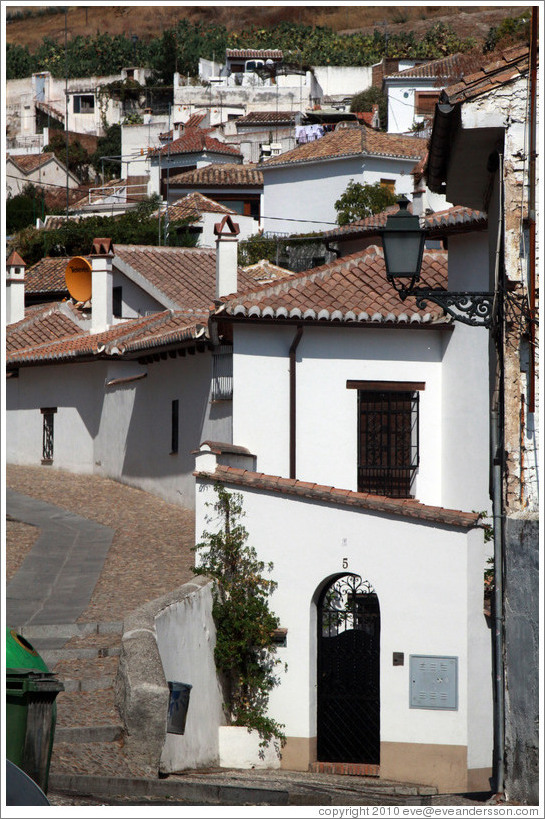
(25, 256, 78, 294)
(7, 152, 56, 173)
(185, 112, 207, 129)
(7, 251, 26, 266)
(6, 303, 84, 353)
(6, 308, 208, 367)
(70, 178, 126, 208)
(441, 45, 529, 104)
(169, 163, 263, 188)
(261, 125, 426, 167)
(235, 111, 297, 125)
(113, 245, 256, 307)
(195, 464, 481, 529)
(322, 205, 487, 241)
(243, 259, 295, 284)
(166, 192, 236, 221)
(218, 245, 450, 326)
(385, 51, 485, 81)
(151, 129, 242, 158)
(226, 49, 283, 59)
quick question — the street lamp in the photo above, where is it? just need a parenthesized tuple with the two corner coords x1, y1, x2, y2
(380, 196, 495, 327)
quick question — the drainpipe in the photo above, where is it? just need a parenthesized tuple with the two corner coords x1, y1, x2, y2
(289, 325, 304, 479)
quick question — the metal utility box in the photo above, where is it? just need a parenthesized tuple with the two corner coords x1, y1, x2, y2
(409, 655, 458, 710)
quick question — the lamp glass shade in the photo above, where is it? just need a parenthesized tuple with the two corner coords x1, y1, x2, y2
(382, 230, 425, 280)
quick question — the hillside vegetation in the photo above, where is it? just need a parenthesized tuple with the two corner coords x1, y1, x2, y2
(6, 7, 531, 82)
(6, 5, 530, 81)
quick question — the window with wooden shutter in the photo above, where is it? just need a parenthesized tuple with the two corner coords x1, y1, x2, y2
(414, 91, 440, 116)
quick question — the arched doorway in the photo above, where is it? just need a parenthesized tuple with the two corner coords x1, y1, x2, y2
(317, 574, 380, 764)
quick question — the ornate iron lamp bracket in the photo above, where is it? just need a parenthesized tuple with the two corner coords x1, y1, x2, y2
(408, 289, 495, 328)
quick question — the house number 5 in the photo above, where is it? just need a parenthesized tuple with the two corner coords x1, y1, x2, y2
(342, 557, 349, 569)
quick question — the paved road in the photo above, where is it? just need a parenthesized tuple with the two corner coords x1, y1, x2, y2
(6, 489, 114, 628)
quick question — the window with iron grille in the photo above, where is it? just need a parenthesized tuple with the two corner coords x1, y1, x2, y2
(357, 389, 419, 498)
(211, 346, 233, 401)
(41, 407, 57, 462)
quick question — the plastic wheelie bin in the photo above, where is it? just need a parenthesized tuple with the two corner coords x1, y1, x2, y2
(5, 628, 64, 794)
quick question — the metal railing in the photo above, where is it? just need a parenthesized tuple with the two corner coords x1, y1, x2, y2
(88, 183, 148, 205)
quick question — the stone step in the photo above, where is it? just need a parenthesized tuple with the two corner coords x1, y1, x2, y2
(15, 621, 123, 640)
(55, 725, 123, 744)
(41, 645, 121, 666)
(55, 687, 120, 731)
(61, 675, 116, 693)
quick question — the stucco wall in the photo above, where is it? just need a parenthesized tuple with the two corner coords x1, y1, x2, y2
(233, 322, 490, 513)
(313, 66, 373, 97)
(261, 155, 416, 234)
(194, 478, 493, 777)
(155, 580, 225, 771)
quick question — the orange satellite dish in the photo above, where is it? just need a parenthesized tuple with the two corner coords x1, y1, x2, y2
(65, 256, 92, 302)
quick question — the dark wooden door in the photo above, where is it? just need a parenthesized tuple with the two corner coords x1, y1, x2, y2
(317, 574, 380, 764)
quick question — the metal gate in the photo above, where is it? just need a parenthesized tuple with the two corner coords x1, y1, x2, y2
(317, 574, 380, 764)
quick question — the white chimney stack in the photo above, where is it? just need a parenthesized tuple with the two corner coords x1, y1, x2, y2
(214, 215, 240, 299)
(90, 238, 114, 333)
(6, 251, 27, 325)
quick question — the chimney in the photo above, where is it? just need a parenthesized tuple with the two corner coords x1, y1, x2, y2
(90, 238, 114, 333)
(214, 215, 240, 299)
(6, 251, 26, 325)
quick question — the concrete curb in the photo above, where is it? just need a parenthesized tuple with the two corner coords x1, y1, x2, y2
(41, 646, 121, 665)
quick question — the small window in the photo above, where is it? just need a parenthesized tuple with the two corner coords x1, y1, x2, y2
(113, 286, 122, 318)
(171, 400, 179, 454)
(41, 407, 57, 462)
(212, 346, 233, 401)
(356, 388, 420, 498)
(73, 95, 95, 114)
(380, 178, 396, 194)
(414, 91, 440, 116)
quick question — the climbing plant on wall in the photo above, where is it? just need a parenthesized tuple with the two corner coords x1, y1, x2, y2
(193, 484, 286, 747)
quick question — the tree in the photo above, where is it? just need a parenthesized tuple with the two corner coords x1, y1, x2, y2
(90, 124, 122, 181)
(43, 132, 91, 183)
(334, 180, 397, 226)
(193, 484, 285, 746)
(6, 184, 47, 234)
(350, 86, 388, 131)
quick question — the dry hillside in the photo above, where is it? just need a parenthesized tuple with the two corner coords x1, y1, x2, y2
(5, 5, 527, 51)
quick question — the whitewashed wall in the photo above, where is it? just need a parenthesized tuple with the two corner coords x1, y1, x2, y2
(261, 154, 416, 234)
(197, 212, 257, 248)
(121, 120, 167, 180)
(6, 352, 231, 510)
(111, 269, 165, 318)
(194, 478, 493, 777)
(156, 581, 225, 771)
(313, 66, 373, 98)
(441, 231, 492, 515)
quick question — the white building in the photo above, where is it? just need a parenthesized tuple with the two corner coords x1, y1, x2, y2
(260, 123, 427, 234)
(6, 152, 80, 198)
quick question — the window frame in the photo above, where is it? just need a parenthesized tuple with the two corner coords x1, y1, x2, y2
(171, 399, 179, 455)
(347, 382, 424, 499)
(41, 407, 57, 463)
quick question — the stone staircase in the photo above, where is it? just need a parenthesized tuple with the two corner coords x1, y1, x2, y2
(16, 621, 150, 781)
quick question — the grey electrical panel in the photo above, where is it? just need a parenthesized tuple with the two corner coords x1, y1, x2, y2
(409, 655, 458, 710)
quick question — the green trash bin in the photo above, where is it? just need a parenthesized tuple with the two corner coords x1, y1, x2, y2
(5, 629, 64, 794)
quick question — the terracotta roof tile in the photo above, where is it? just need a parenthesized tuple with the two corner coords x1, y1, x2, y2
(322, 204, 487, 241)
(386, 51, 485, 81)
(165, 192, 236, 221)
(226, 49, 283, 59)
(7, 251, 26, 267)
(243, 259, 295, 284)
(25, 256, 78, 295)
(152, 129, 242, 158)
(219, 245, 450, 326)
(261, 125, 426, 168)
(7, 152, 56, 173)
(6, 303, 84, 353)
(443, 45, 529, 104)
(169, 163, 263, 188)
(235, 111, 297, 125)
(196, 465, 481, 529)
(113, 245, 256, 308)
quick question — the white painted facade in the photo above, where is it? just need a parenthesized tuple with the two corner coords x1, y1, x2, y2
(6, 155, 80, 198)
(261, 155, 419, 242)
(385, 77, 442, 134)
(312, 65, 373, 99)
(194, 476, 493, 791)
